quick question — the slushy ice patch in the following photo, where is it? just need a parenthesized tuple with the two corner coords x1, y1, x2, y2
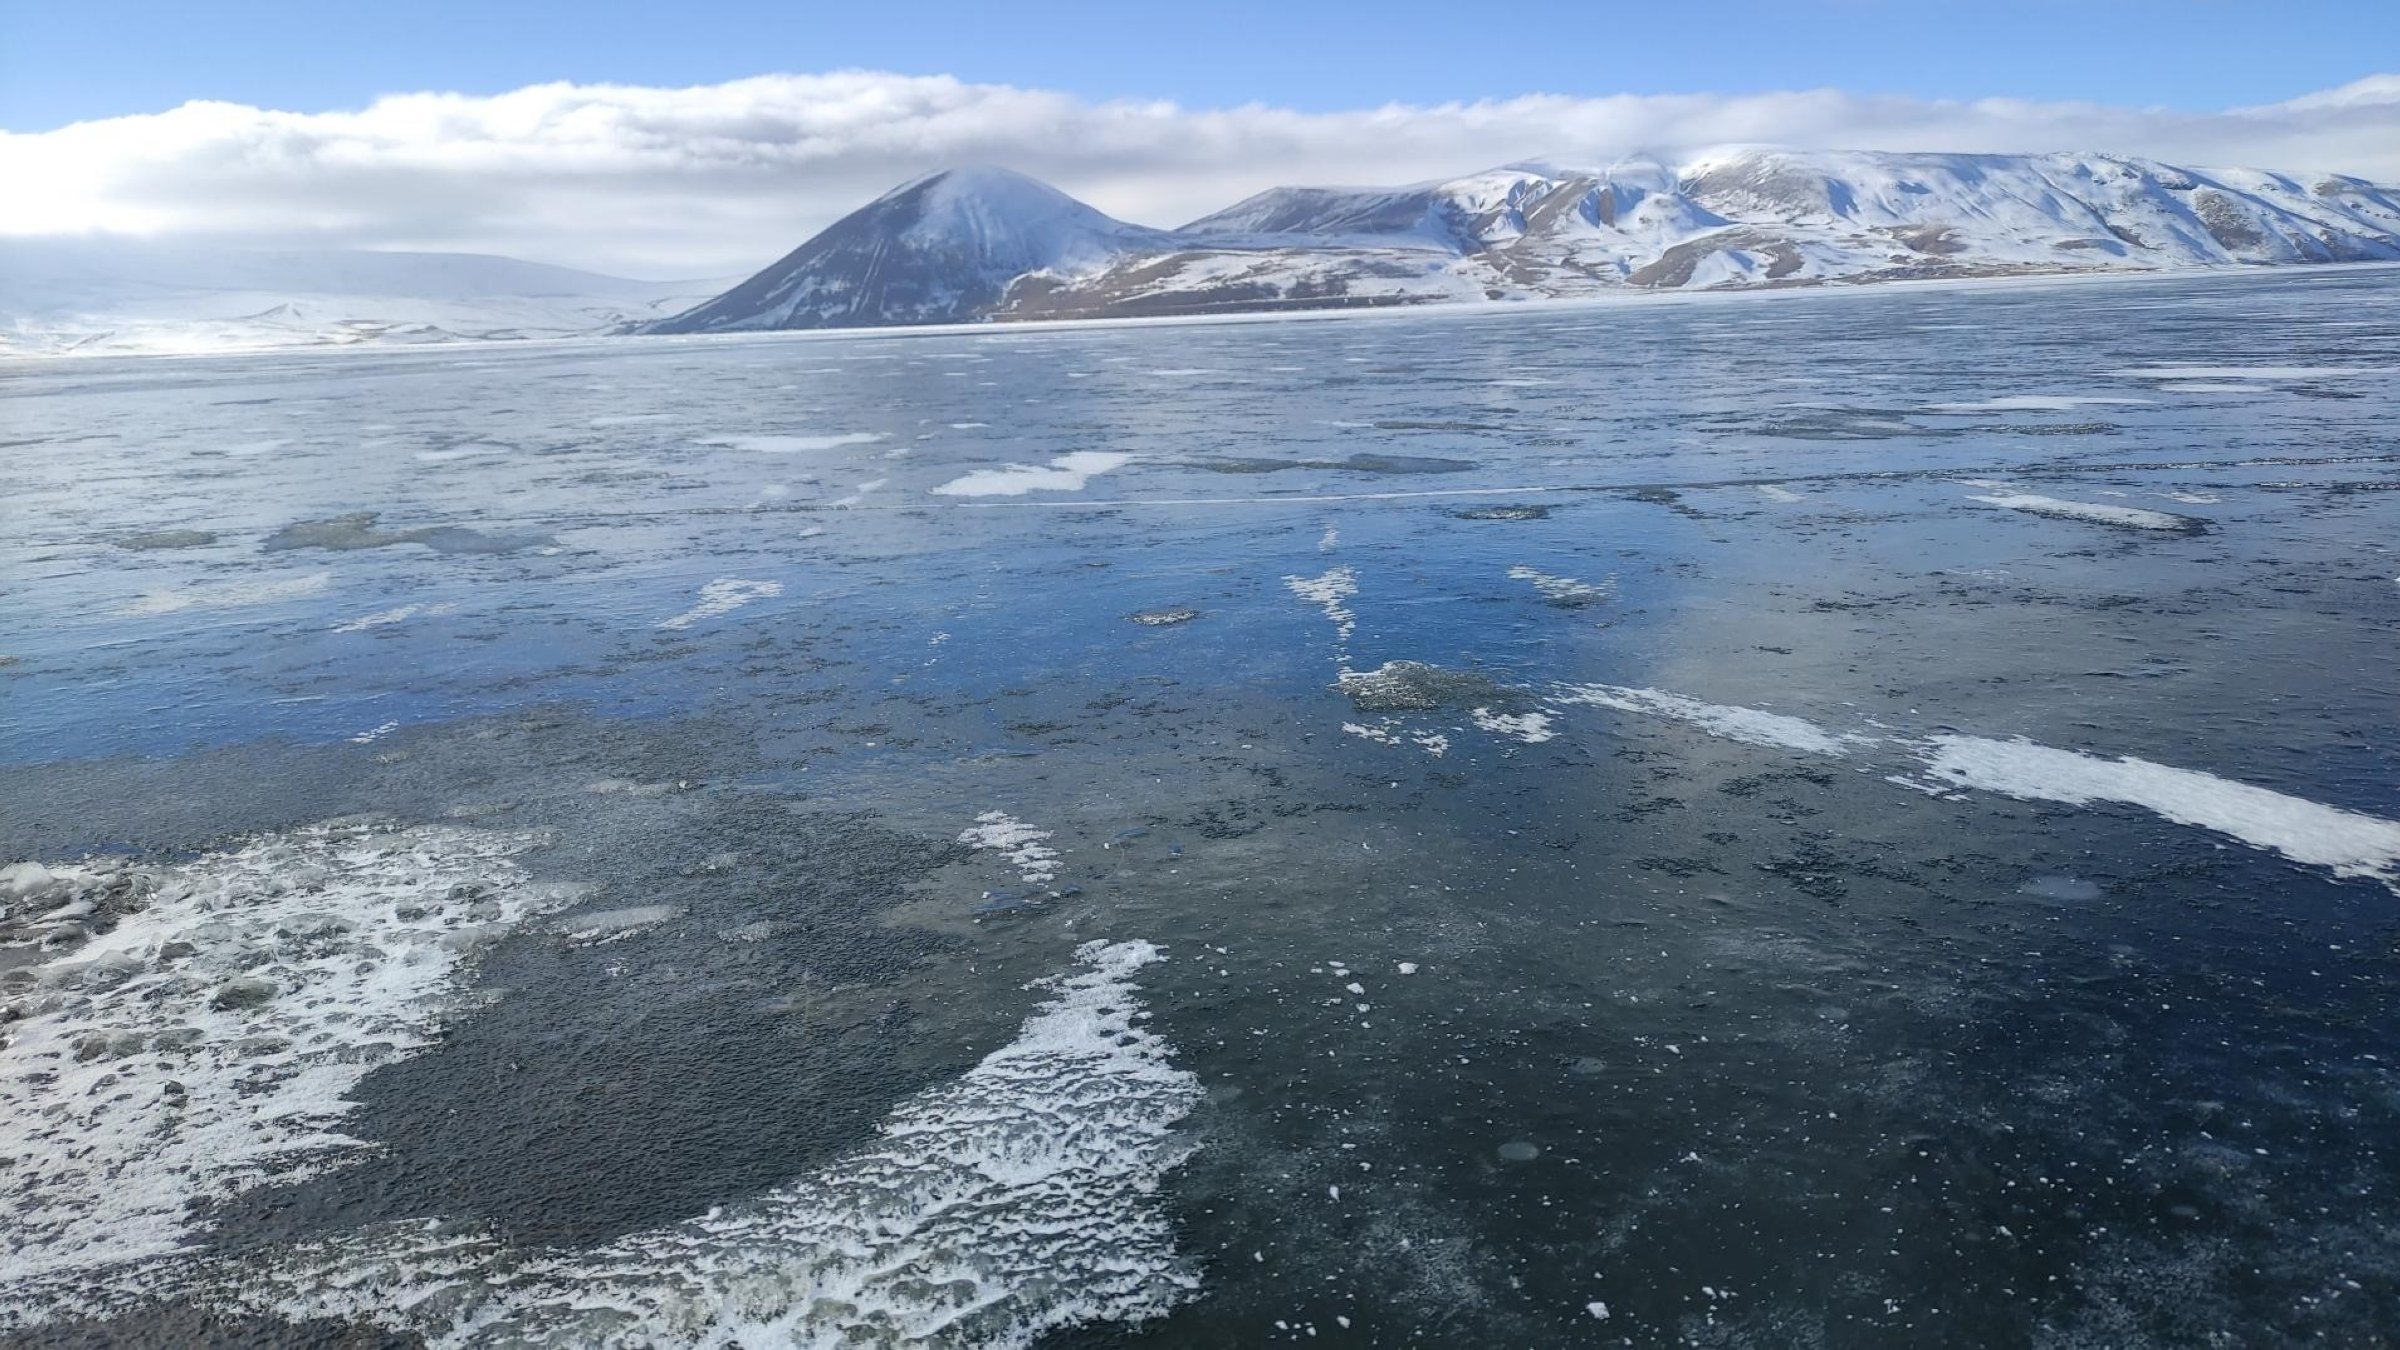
(13, 941, 1204, 1350)
(0, 822, 573, 1284)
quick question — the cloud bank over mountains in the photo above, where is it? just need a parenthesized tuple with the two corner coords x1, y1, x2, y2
(5, 70, 2398, 277)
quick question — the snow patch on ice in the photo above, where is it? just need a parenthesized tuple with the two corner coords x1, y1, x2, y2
(1923, 737, 2400, 888)
(931, 452, 1132, 498)
(703, 433, 886, 453)
(1507, 565, 1615, 607)
(555, 905, 682, 946)
(1927, 395, 2149, 413)
(1553, 684, 1871, 757)
(1755, 484, 1804, 503)
(960, 811, 1064, 886)
(2108, 365, 2365, 380)
(1472, 708, 1558, 744)
(1285, 566, 1359, 647)
(655, 577, 782, 631)
(119, 572, 332, 618)
(331, 601, 456, 633)
(1968, 492, 2201, 532)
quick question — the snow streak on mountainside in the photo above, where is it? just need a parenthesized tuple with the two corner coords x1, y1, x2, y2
(0, 241, 722, 356)
(649, 149, 2400, 333)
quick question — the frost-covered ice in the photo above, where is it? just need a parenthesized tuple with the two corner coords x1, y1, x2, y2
(0, 823, 572, 1284)
(655, 577, 783, 630)
(930, 451, 1132, 497)
(1967, 492, 2202, 532)
(8, 940, 1204, 1349)
(119, 571, 332, 617)
(702, 433, 886, 453)
(960, 811, 1064, 886)
(1507, 565, 1615, 607)
(1472, 708, 1558, 744)
(1923, 737, 2400, 888)
(1286, 566, 1359, 647)
(1553, 684, 1871, 757)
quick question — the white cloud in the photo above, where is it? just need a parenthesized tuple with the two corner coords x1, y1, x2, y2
(3, 70, 2397, 277)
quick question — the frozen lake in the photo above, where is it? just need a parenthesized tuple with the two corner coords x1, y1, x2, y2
(3, 267, 2397, 1346)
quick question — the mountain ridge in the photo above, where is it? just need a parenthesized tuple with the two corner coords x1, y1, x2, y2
(644, 148, 2400, 334)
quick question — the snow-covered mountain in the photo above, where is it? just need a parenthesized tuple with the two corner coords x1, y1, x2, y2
(0, 240, 722, 356)
(649, 149, 2400, 332)
(644, 167, 1174, 334)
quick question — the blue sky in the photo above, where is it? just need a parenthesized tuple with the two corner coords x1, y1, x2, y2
(4, 0, 2397, 130)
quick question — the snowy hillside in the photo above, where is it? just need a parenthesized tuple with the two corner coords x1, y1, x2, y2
(0, 240, 721, 355)
(656, 149, 2400, 332)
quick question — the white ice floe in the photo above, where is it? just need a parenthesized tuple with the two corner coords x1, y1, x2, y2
(119, 571, 331, 618)
(1967, 492, 2200, 532)
(9, 941, 1204, 1350)
(1286, 566, 1359, 647)
(655, 577, 783, 630)
(1507, 565, 1615, 607)
(702, 433, 886, 453)
(1922, 737, 2400, 888)
(960, 811, 1064, 886)
(931, 451, 1132, 498)
(1754, 484, 1804, 503)
(1472, 708, 1558, 745)
(331, 601, 457, 633)
(1552, 684, 1873, 757)
(0, 822, 573, 1285)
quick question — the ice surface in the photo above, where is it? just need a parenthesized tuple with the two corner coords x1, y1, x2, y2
(0, 822, 572, 1283)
